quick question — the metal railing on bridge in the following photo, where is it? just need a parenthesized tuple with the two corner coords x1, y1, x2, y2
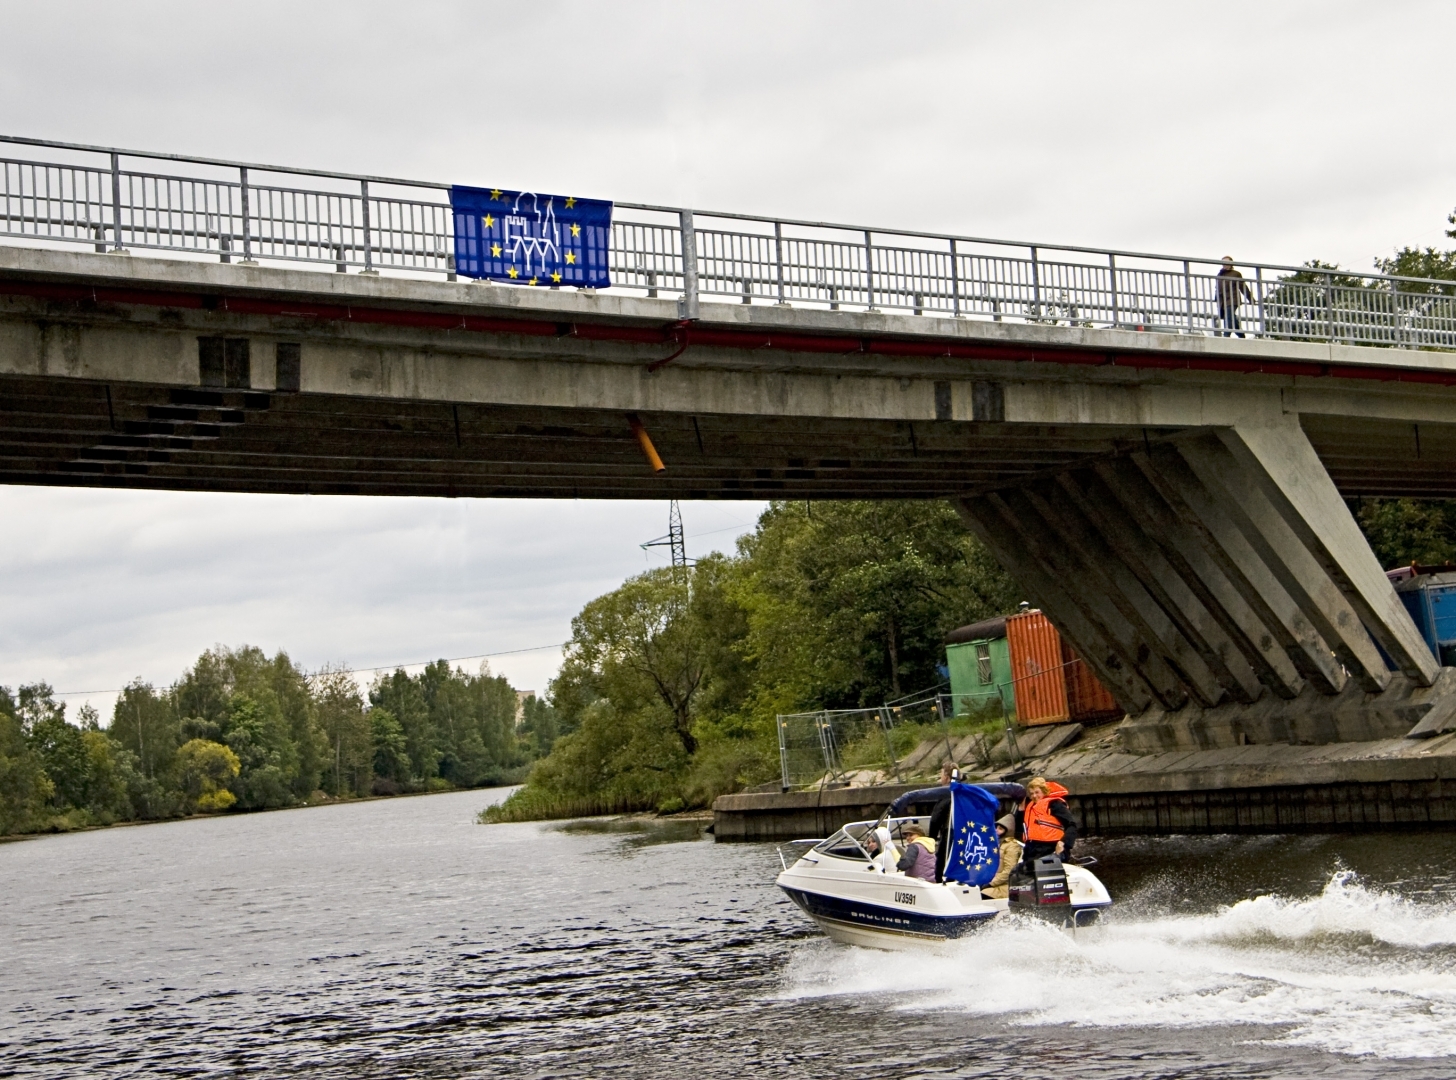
(4, 133, 1454, 350)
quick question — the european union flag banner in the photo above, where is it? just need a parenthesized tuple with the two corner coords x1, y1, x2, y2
(451, 184, 612, 288)
(944, 781, 1002, 887)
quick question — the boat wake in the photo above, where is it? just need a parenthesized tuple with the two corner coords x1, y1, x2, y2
(778, 871, 1456, 1059)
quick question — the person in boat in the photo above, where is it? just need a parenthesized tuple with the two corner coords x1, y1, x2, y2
(864, 825, 900, 874)
(927, 760, 959, 881)
(1021, 776, 1078, 869)
(981, 815, 1023, 899)
(895, 822, 937, 880)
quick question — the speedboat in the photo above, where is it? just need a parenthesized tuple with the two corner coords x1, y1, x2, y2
(775, 811, 1112, 949)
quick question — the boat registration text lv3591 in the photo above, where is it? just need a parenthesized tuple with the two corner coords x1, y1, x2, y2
(894, 891, 917, 906)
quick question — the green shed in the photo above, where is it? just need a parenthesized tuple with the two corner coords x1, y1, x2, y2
(944, 616, 1012, 717)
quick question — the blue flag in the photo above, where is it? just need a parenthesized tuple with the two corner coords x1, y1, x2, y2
(450, 184, 612, 288)
(944, 781, 1003, 887)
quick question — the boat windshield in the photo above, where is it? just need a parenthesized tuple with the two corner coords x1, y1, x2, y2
(813, 823, 873, 861)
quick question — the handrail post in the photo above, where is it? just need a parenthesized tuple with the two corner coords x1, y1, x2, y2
(1392, 278, 1404, 348)
(1109, 253, 1118, 328)
(108, 152, 127, 253)
(1184, 260, 1193, 331)
(359, 179, 377, 274)
(238, 166, 256, 265)
(1325, 270, 1335, 341)
(950, 238, 962, 317)
(864, 230, 878, 312)
(1256, 265, 1266, 337)
(774, 220, 788, 306)
(1030, 245, 1041, 320)
(678, 209, 699, 319)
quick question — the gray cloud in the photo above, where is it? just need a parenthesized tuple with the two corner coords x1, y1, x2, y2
(1, 1, 1453, 717)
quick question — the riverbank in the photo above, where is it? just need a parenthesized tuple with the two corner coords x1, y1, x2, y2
(0, 781, 521, 842)
(713, 723, 1456, 840)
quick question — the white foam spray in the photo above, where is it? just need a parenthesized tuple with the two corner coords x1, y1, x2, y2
(779, 872, 1456, 1059)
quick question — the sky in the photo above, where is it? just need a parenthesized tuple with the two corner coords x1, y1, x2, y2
(2, 1, 1454, 720)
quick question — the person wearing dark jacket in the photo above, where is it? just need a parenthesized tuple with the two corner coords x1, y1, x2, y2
(1020, 775, 1078, 869)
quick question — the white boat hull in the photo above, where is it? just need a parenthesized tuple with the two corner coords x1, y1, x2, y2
(777, 852, 1111, 949)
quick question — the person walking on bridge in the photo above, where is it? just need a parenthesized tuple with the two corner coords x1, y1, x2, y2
(1216, 256, 1252, 338)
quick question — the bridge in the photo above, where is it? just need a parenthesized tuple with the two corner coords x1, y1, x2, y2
(6, 134, 1456, 832)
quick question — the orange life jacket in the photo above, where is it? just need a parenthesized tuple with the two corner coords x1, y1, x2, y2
(1023, 782, 1070, 843)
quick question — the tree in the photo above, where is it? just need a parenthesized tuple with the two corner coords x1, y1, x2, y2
(560, 567, 710, 756)
(368, 707, 410, 791)
(175, 739, 241, 812)
(313, 666, 372, 797)
(109, 680, 180, 782)
(1352, 497, 1456, 569)
(0, 689, 53, 833)
(370, 670, 437, 785)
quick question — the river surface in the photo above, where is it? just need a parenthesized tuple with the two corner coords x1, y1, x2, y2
(4, 791, 1456, 1079)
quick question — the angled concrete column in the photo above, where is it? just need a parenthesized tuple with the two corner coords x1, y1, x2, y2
(1094, 458, 1306, 699)
(1219, 421, 1438, 687)
(1057, 468, 1265, 704)
(999, 487, 1190, 710)
(1023, 480, 1225, 707)
(1136, 445, 1349, 695)
(1178, 433, 1392, 693)
(954, 494, 1153, 713)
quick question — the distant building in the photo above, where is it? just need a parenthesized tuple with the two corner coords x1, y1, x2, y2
(515, 689, 535, 727)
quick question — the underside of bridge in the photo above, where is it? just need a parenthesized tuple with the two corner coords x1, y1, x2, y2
(6, 246, 1456, 751)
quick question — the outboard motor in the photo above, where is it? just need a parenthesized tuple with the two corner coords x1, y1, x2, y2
(1008, 854, 1070, 913)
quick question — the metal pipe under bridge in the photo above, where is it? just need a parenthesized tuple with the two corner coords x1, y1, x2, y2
(5, 133, 1456, 834)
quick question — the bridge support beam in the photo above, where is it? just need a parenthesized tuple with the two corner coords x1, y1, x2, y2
(956, 419, 1443, 747)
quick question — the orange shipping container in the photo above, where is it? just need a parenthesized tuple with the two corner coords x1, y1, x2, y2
(1006, 609, 1124, 726)
(1006, 610, 1070, 725)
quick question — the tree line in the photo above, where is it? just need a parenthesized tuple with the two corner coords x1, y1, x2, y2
(487, 500, 1020, 822)
(1, 646, 546, 835)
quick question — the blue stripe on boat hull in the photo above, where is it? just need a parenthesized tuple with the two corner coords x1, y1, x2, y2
(779, 885, 997, 939)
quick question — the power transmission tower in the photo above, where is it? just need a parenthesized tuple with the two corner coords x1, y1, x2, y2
(641, 500, 691, 575)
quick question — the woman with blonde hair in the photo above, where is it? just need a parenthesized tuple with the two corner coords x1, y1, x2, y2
(1020, 775, 1078, 869)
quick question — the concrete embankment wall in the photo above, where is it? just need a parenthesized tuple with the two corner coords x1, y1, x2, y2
(712, 731, 1456, 841)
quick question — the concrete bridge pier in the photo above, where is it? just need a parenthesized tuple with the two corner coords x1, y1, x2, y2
(955, 418, 1456, 752)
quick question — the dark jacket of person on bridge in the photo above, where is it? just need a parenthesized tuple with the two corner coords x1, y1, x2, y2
(1216, 256, 1253, 338)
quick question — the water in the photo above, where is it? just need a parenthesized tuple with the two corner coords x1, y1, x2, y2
(4, 794, 1456, 1079)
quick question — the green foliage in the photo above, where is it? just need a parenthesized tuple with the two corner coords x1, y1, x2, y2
(1375, 207, 1456, 294)
(0, 645, 542, 837)
(368, 660, 528, 791)
(0, 691, 53, 834)
(492, 499, 1019, 823)
(175, 739, 241, 812)
(1352, 497, 1456, 569)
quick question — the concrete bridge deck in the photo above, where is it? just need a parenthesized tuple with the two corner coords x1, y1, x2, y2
(3, 244, 1455, 501)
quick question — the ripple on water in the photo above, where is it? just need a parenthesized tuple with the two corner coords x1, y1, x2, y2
(3, 796, 1456, 1078)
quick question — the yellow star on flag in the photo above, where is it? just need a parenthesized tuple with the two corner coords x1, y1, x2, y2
(528, 276, 538, 286)
(565, 252, 577, 265)
(564, 197, 576, 209)
(507, 268, 518, 279)
(570, 223, 581, 237)
(483, 214, 495, 228)
(491, 244, 502, 257)
(551, 272, 562, 283)
(489, 189, 502, 200)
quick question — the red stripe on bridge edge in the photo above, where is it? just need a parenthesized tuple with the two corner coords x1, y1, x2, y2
(4, 278, 1456, 387)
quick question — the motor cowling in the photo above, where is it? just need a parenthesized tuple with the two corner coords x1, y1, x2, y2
(1008, 854, 1070, 910)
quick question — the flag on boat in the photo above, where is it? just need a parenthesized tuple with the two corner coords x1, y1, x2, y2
(943, 781, 1002, 887)
(450, 184, 612, 288)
